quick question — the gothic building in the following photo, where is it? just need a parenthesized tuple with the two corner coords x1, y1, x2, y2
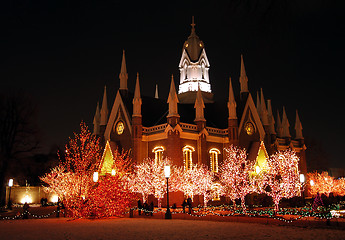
(92, 20, 307, 204)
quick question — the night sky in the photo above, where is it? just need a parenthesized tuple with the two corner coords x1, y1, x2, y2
(1, 1, 344, 168)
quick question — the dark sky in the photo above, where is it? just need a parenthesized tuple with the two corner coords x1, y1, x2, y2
(1, 1, 344, 168)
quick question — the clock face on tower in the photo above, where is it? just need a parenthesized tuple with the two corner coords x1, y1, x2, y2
(115, 121, 124, 135)
(245, 122, 255, 136)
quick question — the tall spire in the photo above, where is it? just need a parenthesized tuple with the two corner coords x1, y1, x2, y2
(282, 106, 291, 138)
(194, 86, 205, 121)
(260, 88, 269, 125)
(267, 100, 276, 134)
(155, 84, 159, 99)
(228, 77, 237, 119)
(100, 85, 108, 125)
(295, 110, 303, 139)
(239, 54, 249, 94)
(132, 73, 142, 117)
(119, 50, 128, 90)
(93, 102, 101, 135)
(256, 91, 261, 118)
(276, 110, 283, 137)
(167, 75, 179, 117)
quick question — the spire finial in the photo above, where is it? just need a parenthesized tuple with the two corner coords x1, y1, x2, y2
(191, 16, 196, 33)
(119, 49, 128, 90)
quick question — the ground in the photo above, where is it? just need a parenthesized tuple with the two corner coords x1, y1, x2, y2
(0, 217, 344, 240)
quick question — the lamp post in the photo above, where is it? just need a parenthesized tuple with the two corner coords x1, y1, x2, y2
(300, 174, 305, 204)
(7, 179, 13, 210)
(164, 165, 172, 219)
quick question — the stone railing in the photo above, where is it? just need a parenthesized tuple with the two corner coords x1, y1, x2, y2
(180, 122, 197, 131)
(206, 127, 228, 136)
(142, 123, 168, 134)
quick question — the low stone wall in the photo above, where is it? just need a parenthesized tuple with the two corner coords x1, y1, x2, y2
(6, 186, 57, 205)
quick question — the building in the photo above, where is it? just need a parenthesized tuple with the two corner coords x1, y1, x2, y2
(92, 19, 307, 204)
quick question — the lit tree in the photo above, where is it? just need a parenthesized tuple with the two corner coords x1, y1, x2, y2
(173, 164, 213, 207)
(86, 175, 135, 218)
(128, 158, 172, 207)
(219, 145, 253, 212)
(128, 160, 155, 204)
(335, 178, 345, 196)
(41, 121, 101, 217)
(264, 149, 302, 212)
(307, 171, 336, 197)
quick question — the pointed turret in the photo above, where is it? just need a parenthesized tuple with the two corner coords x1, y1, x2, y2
(276, 110, 283, 137)
(256, 91, 261, 118)
(228, 77, 237, 119)
(119, 50, 128, 91)
(93, 102, 101, 135)
(167, 75, 179, 117)
(295, 110, 303, 139)
(132, 73, 142, 117)
(155, 84, 159, 99)
(260, 88, 269, 125)
(239, 54, 249, 94)
(267, 100, 276, 135)
(282, 107, 291, 138)
(194, 86, 205, 122)
(100, 86, 108, 126)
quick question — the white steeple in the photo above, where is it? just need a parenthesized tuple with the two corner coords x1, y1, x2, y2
(178, 17, 211, 95)
(276, 110, 283, 137)
(194, 86, 205, 121)
(100, 86, 108, 126)
(260, 88, 269, 125)
(282, 107, 291, 138)
(155, 84, 159, 99)
(93, 102, 100, 135)
(267, 99, 276, 134)
(227, 77, 237, 119)
(295, 110, 303, 139)
(119, 50, 128, 90)
(167, 75, 179, 117)
(132, 73, 142, 117)
(239, 54, 249, 93)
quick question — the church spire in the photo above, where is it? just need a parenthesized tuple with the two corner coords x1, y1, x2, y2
(256, 91, 261, 118)
(155, 84, 159, 99)
(260, 88, 269, 125)
(100, 85, 108, 126)
(194, 86, 205, 122)
(282, 106, 291, 138)
(167, 75, 179, 117)
(228, 77, 237, 119)
(132, 73, 142, 117)
(119, 50, 128, 90)
(276, 110, 283, 137)
(295, 110, 303, 139)
(93, 102, 100, 135)
(239, 54, 249, 94)
(267, 99, 276, 134)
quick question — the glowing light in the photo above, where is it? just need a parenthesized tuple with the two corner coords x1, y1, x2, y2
(111, 169, 116, 176)
(93, 172, 99, 182)
(300, 174, 305, 183)
(8, 179, 13, 187)
(51, 195, 59, 203)
(21, 194, 32, 204)
(255, 166, 261, 174)
(310, 180, 315, 186)
(164, 165, 171, 178)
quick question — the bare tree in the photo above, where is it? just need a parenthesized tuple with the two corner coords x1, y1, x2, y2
(0, 90, 40, 205)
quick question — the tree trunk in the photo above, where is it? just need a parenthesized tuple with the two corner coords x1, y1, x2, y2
(241, 196, 246, 213)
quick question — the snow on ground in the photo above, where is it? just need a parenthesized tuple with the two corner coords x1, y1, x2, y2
(0, 217, 344, 240)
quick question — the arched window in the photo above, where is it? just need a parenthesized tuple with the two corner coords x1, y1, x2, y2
(212, 183, 221, 201)
(183, 145, 195, 170)
(152, 146, 164, 164)
(209, 148, 220, 173)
